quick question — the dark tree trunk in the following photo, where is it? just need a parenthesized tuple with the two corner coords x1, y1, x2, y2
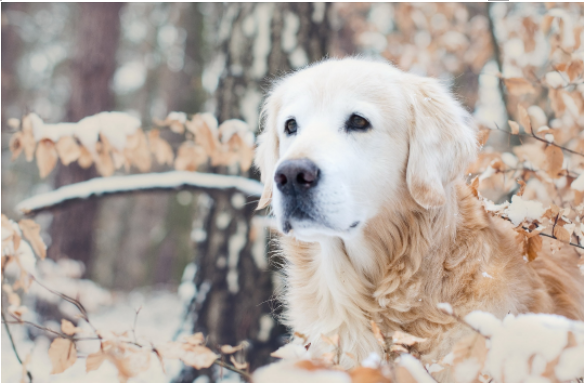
(48, 3, 123, 271)
(179, 3, 333, 381)
(1, 2, 27, 131)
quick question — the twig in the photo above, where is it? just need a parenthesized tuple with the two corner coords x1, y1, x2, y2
(1, 311, 33, 382)
(494, 123, 584, 157)
(214, 359, 253, 382)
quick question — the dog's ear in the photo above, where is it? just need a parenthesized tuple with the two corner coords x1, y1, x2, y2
(254, 93, 281, 210)
(406, 77, 477, 209)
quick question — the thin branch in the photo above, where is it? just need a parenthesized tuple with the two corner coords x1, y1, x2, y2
(1, 311, 33, 382)
(214, 359, 253, 382)
(494, 123, 584, 157)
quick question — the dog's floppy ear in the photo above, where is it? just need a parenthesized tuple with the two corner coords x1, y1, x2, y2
(405, 77, 477, 209)
(254, 93, 281, 210)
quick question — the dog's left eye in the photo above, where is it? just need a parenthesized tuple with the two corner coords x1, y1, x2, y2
(285, 119, 298, 135)
(346, 114, 371, 131)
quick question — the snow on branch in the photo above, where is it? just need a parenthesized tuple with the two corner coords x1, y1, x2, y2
(16, 171, 263, 214)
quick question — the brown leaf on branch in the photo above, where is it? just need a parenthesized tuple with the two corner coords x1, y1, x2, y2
(504, 78, 536, 96)
(186, 113, 219, 157)
(508, 120, 520, 135)
(95, 135, 115, 177)
(78, 146, 94, 169)
(56, 136, 81, 166)
(9, 131, 25, 161)
(553, 225, 571, 242)
(2, 214, 21, 254)
(174, 142, 208, 171)
(86, 351, 106, 372)
(36, 139, 58, 178)
(181, 346, 219, 370)
(527, 235, 543, 262)
(567, 59, 584, 81)
(544, 145, 564, 178)
(517, 105, 532, 134)
(18, 219, 46, 259)
(61, 319, 82, 335)
(124, 130, 152, 172)
(392, 330, 426, 346)
(48, 338, 77, 374)
(148, 130, 174, 166)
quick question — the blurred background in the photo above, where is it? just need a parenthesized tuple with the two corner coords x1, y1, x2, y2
(1, 2, 583, 382)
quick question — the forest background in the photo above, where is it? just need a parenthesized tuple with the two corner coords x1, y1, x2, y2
(1, 2, 584, 383)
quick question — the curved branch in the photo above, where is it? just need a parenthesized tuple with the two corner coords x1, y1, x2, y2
(16, 171, 264, 215)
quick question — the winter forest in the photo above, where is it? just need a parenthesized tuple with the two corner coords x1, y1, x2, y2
(1, 2, 584, 383)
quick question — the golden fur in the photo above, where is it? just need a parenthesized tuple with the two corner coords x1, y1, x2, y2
(254, 58, 583, 368)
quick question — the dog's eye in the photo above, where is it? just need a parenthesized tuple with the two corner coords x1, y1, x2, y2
(285, 119, 298, 135)
(346, 114, 371, 131)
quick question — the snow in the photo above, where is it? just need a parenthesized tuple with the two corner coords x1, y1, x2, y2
(464, 311, 584, 382)
(571, 173, 583, 192)
(16, 171, 264, 214)
(505, 195, 546, 226)
(398, 353, 436, 383)
(29, 111, 141, 152)
(436, 302, 453, 315)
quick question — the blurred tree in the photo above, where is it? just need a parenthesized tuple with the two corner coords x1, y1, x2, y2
(1, 2, 27, 131)
(48, 3, 123, 271)
(178, 3, 333, 381)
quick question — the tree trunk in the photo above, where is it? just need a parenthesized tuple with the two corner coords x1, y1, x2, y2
(179, 3, 333, 381)
(48, 3, 123, 271)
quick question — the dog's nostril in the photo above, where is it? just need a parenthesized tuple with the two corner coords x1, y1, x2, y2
(296, 169, 318, 186)
(275, 173, 288, 187)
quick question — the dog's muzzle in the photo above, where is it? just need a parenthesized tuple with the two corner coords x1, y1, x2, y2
(274, 158, 321, 232)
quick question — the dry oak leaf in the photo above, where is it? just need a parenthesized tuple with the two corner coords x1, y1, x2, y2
(220, 343, 244, 354)
(61, 319, 82, 336)
(392, 330, 427, 346)
(544, 145, 564, 179)
(504, 78, 536, 96)
(174, 142, 208, 171)
(86, 350, 107, 372)
(95, 134, 115, 177)
(148, 129, 174, 166)
(553, 225, 572, 242)
(78, 145, 94, 169)
(517, 104, 532, 134)
(36, 139, 58, 178)
(181, 345, 219, 369)
(18, 219, 46, 259)
(124, 130, 152, 172)
(56, 136, 81, 166)
(48, 338, 77, 374)
(508, 120, 520, 135)
(567, 59, 584, 82)
(186, 113, 219, 157)
(2, 214, 21, 255)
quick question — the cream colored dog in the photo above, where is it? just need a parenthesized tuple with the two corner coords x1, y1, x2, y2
(254, 57, 583, 368)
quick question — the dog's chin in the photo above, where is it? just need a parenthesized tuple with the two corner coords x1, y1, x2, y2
(279, 217, 361, 242)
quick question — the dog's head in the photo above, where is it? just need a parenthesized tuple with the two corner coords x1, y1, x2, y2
(255, 58, 477, 242)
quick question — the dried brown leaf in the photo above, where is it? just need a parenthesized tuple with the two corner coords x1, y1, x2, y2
(48, 338, 77, 374)
(181, 346, 218, 369)
(174, 142, 208, 171)
(554, 225, 571, 242)
(56, 136, 81, 166)
(18, 219, 46, 259)
(392, 330, 427, 346)
(220, 344, 243, 354)
(504, 78, 535, 96)
(61, 319, 82, 335)
(78, 146, 94, 169)
(86, 351, 106, 372)
(544, 145, 564, 178)
(517, 105, 532, 134)
(148, 130, 174, 166)
(527, 235, 543, 262)
(567, 60, 584, 82)
(9, 131, 24, 161)
(508, 120, 520, 135)
(36, 139, 58, 178)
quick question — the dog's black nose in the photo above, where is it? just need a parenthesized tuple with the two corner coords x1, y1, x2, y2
(274, 159, 320, 194)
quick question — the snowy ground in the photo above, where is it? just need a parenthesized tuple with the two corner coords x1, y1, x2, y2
(2, 288, 185, 383)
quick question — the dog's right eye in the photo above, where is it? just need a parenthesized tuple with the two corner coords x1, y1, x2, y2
(284, 119, 298, 135)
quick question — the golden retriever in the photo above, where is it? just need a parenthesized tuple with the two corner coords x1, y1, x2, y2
(254, 57, 583, 369)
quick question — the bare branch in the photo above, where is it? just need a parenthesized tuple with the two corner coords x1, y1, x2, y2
(494, 122, 584, 157)
(1, 310, 33, 382)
